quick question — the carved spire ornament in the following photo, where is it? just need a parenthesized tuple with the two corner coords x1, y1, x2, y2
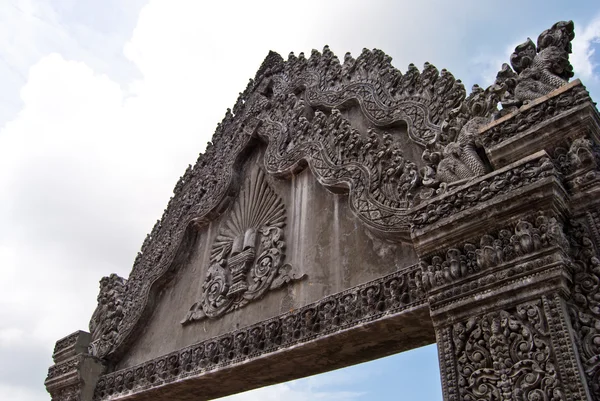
(182, 168, 301, 324)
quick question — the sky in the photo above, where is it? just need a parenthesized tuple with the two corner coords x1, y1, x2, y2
(0, 1, 599, 400)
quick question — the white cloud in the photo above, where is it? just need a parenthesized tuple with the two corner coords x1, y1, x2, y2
(572, 14, 600, 81)
(216, 381, 364, 401)
(0, 0, 145, 127)
(1, 1, 599, 401)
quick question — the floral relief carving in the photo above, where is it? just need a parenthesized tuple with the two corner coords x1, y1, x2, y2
(46, 357, 80, 381)
(53, 333, 80, 356)
(566, 218, 600, 400)
(552, 137, 600, 193)
(481, 84, 591, 148)
(181, 169, 302, 324)
(411, 155, 556, 229)
(93, 265, 425, 400)
(447, 295, 588, 401)
(53, 384, 83, 401)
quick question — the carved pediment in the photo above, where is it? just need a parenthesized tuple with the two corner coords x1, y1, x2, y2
(84, 21, 585, 364)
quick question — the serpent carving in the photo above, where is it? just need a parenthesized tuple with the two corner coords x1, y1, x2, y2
(83, 21, 577, 364)
(436, 118, 488, 184)
(505, 20, 575, 107)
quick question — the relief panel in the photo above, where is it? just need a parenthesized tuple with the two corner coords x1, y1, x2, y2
(115, 147, 418, 369)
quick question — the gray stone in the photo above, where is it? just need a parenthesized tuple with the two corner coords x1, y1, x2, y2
(46, 20, 600, 401)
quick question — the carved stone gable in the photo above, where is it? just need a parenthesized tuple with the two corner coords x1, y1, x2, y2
(182, 168, 301, 324)
(46, 20, 600, 401)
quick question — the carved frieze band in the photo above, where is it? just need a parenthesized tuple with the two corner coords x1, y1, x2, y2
(566, 217, 600, 400)
(46, 331, 105, 401)
(257, 115, 414, 238)
(47, 356, 81, 383)
(438, 294, 589, 401)
(481, 83, 591, 148)
(290, 59, 464, 146)
(411, 153, 557, 229)
(53, 332, 80, 357)
(51, 384, 83, 401)
(93, 264, 425, 400)
(587, 210, 600, 250)
(53, 331, 90, 363)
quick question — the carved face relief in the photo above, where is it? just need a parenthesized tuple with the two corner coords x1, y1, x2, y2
(182, 168, 301, 324)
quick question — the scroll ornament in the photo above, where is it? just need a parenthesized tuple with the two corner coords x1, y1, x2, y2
(182, 169, 301, 324)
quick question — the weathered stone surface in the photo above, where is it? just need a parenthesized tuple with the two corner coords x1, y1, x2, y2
(46, 331, 105, 401)
(96, 265, 431, 400)
(437, 294, 591, 401)
(116, 149, 418, 369)
(481, 80, 598, 169)
(47, 20, 600, 401)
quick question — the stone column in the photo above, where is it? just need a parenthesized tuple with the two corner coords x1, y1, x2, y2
(410, 81, 600, 400)
(45, 331, 105, 401)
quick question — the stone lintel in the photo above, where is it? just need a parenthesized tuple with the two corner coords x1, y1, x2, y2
(96, 305, 431, 401)
(53, 330, 92, 363)
(482, 79, 585, 133)
(486, 102, 599, 169)
(411, 152, 569, 257)
(428, 248, 572, 326)
(46, 356, 81, 392)
(46, 331, 105, 401)
(92, 266, 433, 400)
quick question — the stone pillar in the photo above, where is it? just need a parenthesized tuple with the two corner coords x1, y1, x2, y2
(410, 82, 600, 400)
(45, 331, 105, 401)
(413, 180, 592, 400)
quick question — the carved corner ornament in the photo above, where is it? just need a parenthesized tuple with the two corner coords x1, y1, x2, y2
(45, 331, 105, 401)
(182, 169, 304, 324)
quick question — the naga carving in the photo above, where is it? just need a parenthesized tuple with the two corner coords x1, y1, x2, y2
(182, 169, 301, 324)
(82, 21, 583, 364)
(89, 274, 127, 354)
(422, 84, 497, 189)
(422, 20, 576, 191)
